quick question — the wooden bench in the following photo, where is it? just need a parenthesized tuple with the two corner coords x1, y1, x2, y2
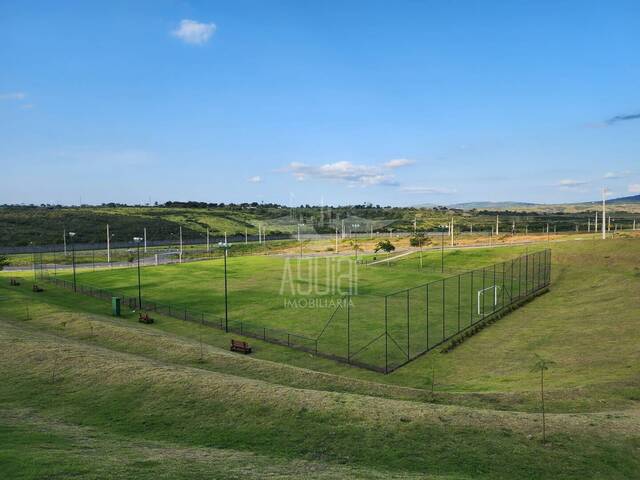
(32, 284, 43, 292)
(138, 312, 154, 324)
(230, 339, 252, 354)
(9, 278, 20, 286)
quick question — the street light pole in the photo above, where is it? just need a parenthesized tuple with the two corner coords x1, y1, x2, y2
(69, 232, 77, 292)
(219, 241, 231, 332)
(134, 237, 143, 310)
(440, 226, 445, 273)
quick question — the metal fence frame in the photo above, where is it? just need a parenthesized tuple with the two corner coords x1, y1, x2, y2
(36, 249, 551, 374)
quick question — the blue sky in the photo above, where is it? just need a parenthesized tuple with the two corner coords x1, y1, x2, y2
(1, 0, 639, 206)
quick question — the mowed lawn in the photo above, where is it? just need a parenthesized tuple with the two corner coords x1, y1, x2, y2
(1, 237, 640, 479)
(54, 245, 534, 334)
(49, 244, 544, 369)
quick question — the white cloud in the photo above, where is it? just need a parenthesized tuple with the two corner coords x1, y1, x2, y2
(604, 171, 632, 179)
(283, 158, 414, 187)
(172, 19, 216, 45)
(0, 92, 26, 101)
(248, 175, 262, 183)
(557, 179, 589, 188)
(400, 186, 457, 195)
(383, 158, 415, 169)
(285, 161, 397, 186)
(629, 184, 640, 194)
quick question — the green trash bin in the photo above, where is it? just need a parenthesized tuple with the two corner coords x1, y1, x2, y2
(112, 297, 121, 317)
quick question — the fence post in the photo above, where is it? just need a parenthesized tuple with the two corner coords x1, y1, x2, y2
(384, 296, 388, 373)
(501, 261, 506, 307)
(481, 267, 486, 316)
(469, 269, 474, 325)
(525, 253, 529, 295)
(406, 289, 410, 360)
(425, 284, 429, 350)
(441, 279, 445, 341)
(347, 295, 351, 363)
(493, 263, 497, 313)
(457, 274, 461, 332)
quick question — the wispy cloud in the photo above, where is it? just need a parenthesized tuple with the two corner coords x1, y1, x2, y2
(284, 159, 413, 187)
(606, 112, 640, 125)
(400, 186, 456, 195)
(604, 171, 632, 179)
(557, 179, 589, 188)
(172, 19, 216, 45)
(0, 92, 26, 101)
(248, 175, 262, 183)
(629, 184, 640, 194)
(383, 158, 415, 169)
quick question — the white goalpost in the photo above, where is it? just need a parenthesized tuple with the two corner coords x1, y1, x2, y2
(477, 285, 499, 315)
(154, 249, 182, 266)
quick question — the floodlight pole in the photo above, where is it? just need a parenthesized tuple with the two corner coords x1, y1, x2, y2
(440, 226, 445, 273)
(134, 237, 143, 309)
(69, 232, 77, 292)
(106, 224, 111, 264)
(219, 242, 231, 332)
(143, 227, 147, 253)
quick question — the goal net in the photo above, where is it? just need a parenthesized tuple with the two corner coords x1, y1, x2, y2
(154, 249, 182, 265)
(477, 285, 499, 316)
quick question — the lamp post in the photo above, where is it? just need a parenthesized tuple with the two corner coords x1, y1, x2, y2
(439, 225, 447, 273)
(219, 241, 231, 332)
(133, 237, 143, 310)
(30, 242, 36, 282)
(69, 232, 77, 292)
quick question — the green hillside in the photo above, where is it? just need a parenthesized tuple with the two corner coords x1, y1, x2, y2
(1, 237, 639, 478)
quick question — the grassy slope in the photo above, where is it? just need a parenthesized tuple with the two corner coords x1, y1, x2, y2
(1, 238, 640, 478)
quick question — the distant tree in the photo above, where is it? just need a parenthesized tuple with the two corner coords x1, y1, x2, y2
(0, 254, 9, 271)
(374, 240, 395, 265)
(531, 354, 556, 443)
(350, 239, 362, 262)
(374, 239, 395, 254)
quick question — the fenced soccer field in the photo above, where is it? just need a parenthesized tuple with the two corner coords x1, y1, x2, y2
(36, 247, 551, 372)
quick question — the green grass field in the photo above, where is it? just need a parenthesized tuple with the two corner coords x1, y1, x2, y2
(1, 237, 639, 478)
(47, 244, 548, 370)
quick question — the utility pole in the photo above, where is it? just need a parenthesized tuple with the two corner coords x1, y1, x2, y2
(588, 218, 590, 232)
(335, 227, 338, 253)
(144, 227, 147, 253)
(134, 237, 143, 309)
(496, 215, 499, 236)
(595, 211, 598, 232)
(245, 228, 248, 244)
(179, 226, 183, 262)
(63, 229, 67, 256)
(450, 218, 454, 246)
(106, 224, 111, 264)
(206, 228, 210, 252)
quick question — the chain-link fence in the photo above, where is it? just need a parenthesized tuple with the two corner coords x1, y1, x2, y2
(36, 249, 551, 373)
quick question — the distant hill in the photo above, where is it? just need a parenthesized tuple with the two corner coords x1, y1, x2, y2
(448, 201, 540, 210)
(607, 194, 640, 204)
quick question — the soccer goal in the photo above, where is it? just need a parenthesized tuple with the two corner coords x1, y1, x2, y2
(154, 249, 182, 265)
(477, 285, 499, 315)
